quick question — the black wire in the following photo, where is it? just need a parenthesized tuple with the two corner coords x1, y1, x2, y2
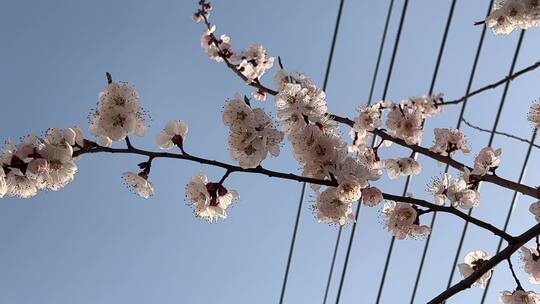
(322, 227, 343, 303)
(279, 1, 345, 303)
(480, 129, 537, 303)
(279, 184, 306, 304)
(409, 0, 489, 301)
(332, 1, 396, 303)
(375, 1, 410, 302)
(443, 29, 526, 302)
(367, 0, 396, 103)
(376, 0, 460, 301)
(381, 0, 409, 101)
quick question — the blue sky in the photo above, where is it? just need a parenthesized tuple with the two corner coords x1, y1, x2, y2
(1, 0, 540, 303)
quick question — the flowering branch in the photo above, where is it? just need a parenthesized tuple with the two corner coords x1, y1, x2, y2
(428, 222, 540, 303)
(461, 117, 540, 149)
(198, 12, 540, 200)
(330, 115, 540, 199)
(71, 140, 514, 242)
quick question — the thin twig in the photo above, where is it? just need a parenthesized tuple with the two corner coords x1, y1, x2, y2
(462, 117, 540, 148)
(507, 258, 524, 291)
(383, 193, 515, 243)
(442, 60, 540, 105)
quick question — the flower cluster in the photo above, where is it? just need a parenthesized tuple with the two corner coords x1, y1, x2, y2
(430, 128, 470, 156)
(486, 0, 540, 35)
(223, 94, 284, 168)
(0, 128, 82, 198)
(385, 157, 422, 179)
(381, 202, 431, 239)
(472, 147, 502, 176)
(89, 82, 148, 146)
(384, 94, 443, 145)
(274, 70, 329, 132)
(185, 173, 239, 222)
(428, 173, 480, 208)
(458, 250, 493, 288)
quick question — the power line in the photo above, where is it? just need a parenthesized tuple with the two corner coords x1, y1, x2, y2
(374, 0, 410, 302)
(279, 1, 346, 302)
(375, 0, 459, 301)
(332, 1, 396, 303)
(443, 29, 526, 302)
(409, 0, 494, 302)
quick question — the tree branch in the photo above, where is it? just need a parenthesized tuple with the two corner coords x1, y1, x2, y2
(72, 141, 514, 242)
(441, 60, 540, 105)
(73, 144, 336, 187)
(462, 117, 540, 149)
(428, 222, 540, 303)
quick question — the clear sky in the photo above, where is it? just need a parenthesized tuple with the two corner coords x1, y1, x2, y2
(1, 0, 540, 303)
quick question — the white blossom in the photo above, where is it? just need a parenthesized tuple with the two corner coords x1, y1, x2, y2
(446, 178, 480, 209)
(430, 128, 470, 156)
(427, 173, 452, 205)
(528, 101, 540, 130)
(529, 201, 540, 222)
(361, 186, 384, 207)
(315, 187, 355, 225)
(156, 120, 188, 149)
(386, 105, 423, 145)
(385, 157, 422, 179)
(236, 45, 274, 82)
(457, 250, 493, 288)
(472, 147, 502, 176)
(122, 171, 154, 199)
(520, 246, 540, 284)
(275, 75, 328, 132)
(406, 93, 443, 118)
(185, 173, 239, 223)
(500, 289, 540, 304)
(382, 202, 431, 239)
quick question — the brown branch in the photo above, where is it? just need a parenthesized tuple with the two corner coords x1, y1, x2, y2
(428, 222, 540, 303)
(462, 117, 540, 149)
(383, 193, 515, 243)
(74, 145, 336, 187)
(73, 142, 514, 242)
(89, 147, 510, 238)
(441, 60, 540, 105)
